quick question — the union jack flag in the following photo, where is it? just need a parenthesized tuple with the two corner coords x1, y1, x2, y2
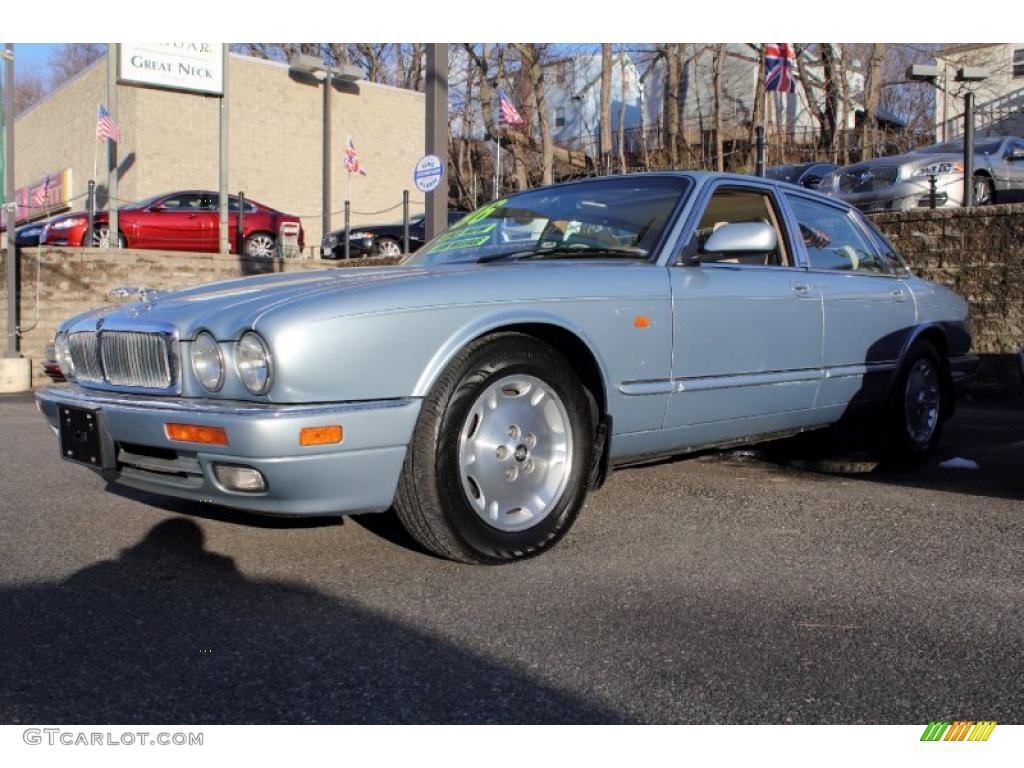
(96, 104, 121, 144)
(345, 137, 366, 176)
(764, 44, 797, 93)
(31, 177, 50, 208)
(498, 89, 525, 128)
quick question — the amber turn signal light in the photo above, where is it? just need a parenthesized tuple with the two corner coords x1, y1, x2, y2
(634, 316, 652, 329)
(300, 425, 343, 446)
(165, 423, 229, 446)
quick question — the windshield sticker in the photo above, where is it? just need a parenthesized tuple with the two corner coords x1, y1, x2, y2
(422, 199, 507, 254)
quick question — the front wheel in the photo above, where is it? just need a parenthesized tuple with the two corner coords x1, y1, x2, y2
(395, 333, 595, 564)
(90, 225, 126, 249)
(973, 174, 995, 206)
(884, 340, 945, 465)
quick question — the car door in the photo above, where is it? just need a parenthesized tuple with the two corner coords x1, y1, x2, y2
(784, 192, 916, 410)
(1004, 138, 1024, 202)
(662, 182, 825, 446)
(137, 192, 211, 251)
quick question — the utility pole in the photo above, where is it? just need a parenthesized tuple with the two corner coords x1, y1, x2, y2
(425, 44, 448, 242)
(962, 90, 975, 207)
(4, 43, 16, 358)
(107, 44, 118, 247)
(219, 44, 229, 254)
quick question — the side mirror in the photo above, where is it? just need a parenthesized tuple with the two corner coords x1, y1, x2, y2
(691, 221, 778, 263)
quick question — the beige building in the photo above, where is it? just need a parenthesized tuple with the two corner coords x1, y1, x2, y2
(12, 51, 427, 248)
(934, 44, 1024, 140)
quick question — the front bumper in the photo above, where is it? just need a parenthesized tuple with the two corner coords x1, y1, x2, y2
(36, 385, 421, 516)
(828, 176, 965, 213)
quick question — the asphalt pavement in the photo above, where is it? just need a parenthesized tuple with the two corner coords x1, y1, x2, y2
(1, 392, 1021, 724)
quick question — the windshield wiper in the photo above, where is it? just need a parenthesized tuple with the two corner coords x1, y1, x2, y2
(477, 246, 648, 264)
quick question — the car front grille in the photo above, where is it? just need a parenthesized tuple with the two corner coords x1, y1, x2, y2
(68, 331, 103, 382)
(839, 166, 900, 194)
(69, 330, 177, 391)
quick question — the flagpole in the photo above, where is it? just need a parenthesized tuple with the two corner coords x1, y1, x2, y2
(92, 103, 100, 187)
(495, 130, 501, 200)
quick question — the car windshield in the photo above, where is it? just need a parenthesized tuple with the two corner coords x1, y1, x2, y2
(765, 165, 803, 183)
(913, 138, 1003, 156)
(404, 176, 691, 266)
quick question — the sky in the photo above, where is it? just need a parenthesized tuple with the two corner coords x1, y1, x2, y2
(13, 44, 61, 77)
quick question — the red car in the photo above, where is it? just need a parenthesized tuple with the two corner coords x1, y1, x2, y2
(40, 190, 304, 257)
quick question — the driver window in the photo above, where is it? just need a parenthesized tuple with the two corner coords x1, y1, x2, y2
(692, 188, 790, 266)
(785, 194, 891, 274)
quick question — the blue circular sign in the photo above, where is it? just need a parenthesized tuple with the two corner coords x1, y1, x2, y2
(414, 154, 445, 193)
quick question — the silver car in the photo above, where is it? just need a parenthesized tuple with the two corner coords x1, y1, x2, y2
(819, 135, 1024, 212)
(38, 173, 976, 563)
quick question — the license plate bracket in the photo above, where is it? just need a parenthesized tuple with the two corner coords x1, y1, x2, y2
(58, 404, 104, 467)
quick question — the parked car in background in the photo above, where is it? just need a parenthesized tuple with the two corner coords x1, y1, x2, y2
(322, 211, 466, 258)
(39, 173, 974, 564)
(39, 191, 304, 257)
(818, 135, 1024, 213)
(14, 222, 46, 249)
(765, 162, 839, 189)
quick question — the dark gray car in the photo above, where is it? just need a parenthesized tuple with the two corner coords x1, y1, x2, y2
(819, 135, 1024, 212)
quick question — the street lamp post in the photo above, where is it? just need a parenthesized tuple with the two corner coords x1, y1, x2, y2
(289, 55, 364, 248)
(906, 63, 989, 207)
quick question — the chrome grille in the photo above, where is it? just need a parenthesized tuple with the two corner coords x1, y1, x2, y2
(838, 166, 900, 194)
(68, 331, 103, 381)
(99, 331, 174, 389)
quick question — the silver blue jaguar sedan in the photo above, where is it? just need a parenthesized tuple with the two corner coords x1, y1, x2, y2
(37, 173, 976, 563)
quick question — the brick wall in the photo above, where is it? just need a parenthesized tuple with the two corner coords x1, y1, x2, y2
(872, 203, 1024, 397)
(0, 249, 397, 387)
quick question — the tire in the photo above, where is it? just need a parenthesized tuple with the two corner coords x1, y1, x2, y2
(374, 237, 402, 257)
(90, 225, 126, 249)
(973, 174, 995, 206)
(395, 333, 595, 564)
(243, 232, 276, 259)
(884, 340, 946, 465)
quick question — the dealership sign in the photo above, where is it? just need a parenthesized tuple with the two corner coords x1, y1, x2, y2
(120, 44, 224, 96)
(3, 168, 74, 227)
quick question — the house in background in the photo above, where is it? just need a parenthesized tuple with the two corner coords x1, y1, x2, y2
(934, 44, 1024, 140)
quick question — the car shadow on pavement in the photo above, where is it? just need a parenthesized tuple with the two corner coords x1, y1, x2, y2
(0, 518, 620, 724)
(750, 404, 1024, 503)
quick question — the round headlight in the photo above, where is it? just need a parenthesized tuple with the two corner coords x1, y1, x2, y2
(191, 331, 224, 391)
(54, 333, 74, 378)
(236, 332, 272, 395)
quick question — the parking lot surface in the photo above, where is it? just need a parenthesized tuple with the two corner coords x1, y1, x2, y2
(1, 393, 1021, 724)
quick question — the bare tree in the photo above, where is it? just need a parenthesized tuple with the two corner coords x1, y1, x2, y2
(14, 69, 46, 115)
(860, 43, 886, 160)
(712, 43, 726, 171)
(599, 44, 613, 173)
(514, 44, 554, 186)
(617, 46, 627, 174)
(47, 43, 105, 88)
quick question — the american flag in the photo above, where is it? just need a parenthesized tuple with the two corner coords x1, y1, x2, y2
(498, 89, 525, 128)
(96, 104, 121, 143)
(764, 44, 797, 93)
(345, 137, 367, 176)
(31, 177, 50, 208)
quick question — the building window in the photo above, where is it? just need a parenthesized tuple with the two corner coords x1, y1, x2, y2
(555, 62, 566, 84)
(555, 106, 566, 128)
(1014, 48, 1024, 77)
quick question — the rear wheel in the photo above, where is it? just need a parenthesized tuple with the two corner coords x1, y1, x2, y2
(243, 232, 276, 258)
(884, 340, 945, 464)
(374, 237, 402, 257)
(395, 333, 595, 564)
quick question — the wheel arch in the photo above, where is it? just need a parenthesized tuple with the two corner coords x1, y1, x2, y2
(413, 313, 610, 419)
(898, 324, 955, 419)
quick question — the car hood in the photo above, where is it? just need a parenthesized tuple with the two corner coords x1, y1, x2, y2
(61, 266, 470, 339)
(852, 152, 966, 171)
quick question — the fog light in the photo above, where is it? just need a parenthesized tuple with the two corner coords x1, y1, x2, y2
(213, 464, 267, 493)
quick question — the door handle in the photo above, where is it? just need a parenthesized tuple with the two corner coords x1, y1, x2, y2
(891, 286, 906, 301)
(791, 281, 812, 296)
